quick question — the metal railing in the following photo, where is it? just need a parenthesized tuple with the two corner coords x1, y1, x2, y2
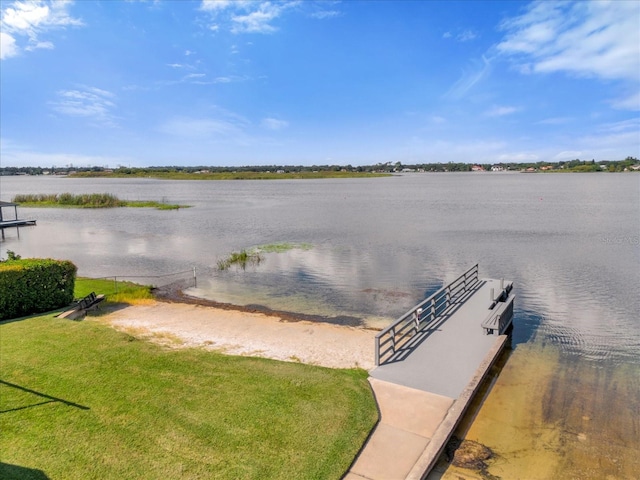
(374, 264, 479, 366)
(94, 267, 197, 294)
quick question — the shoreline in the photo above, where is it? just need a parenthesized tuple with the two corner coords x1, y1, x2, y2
(99, 298, 377, 370)
(153, 280, 373, 328)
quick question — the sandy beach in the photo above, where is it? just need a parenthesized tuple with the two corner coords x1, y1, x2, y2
(100, 301, 377, 370)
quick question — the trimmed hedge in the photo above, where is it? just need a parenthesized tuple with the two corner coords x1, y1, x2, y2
(0, 258, 77, 320)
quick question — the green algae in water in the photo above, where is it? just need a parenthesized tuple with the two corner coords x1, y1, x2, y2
(256, 242, 313, 253)
(429, 342, 640, 480)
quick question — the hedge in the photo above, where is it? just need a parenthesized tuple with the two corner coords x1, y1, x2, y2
(0, 258, 77, 320)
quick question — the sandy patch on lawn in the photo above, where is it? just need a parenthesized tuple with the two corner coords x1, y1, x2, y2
(100, 301, 377, 370)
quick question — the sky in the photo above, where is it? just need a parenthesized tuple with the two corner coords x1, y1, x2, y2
(1, 0, 639, 168)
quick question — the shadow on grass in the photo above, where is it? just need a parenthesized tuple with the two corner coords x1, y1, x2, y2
(0, 462, 50, 480)
(0, 380, 90, 413)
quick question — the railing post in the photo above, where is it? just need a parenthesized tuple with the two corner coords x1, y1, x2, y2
(446, 286, 451, 307)
(414, 309, 420, 334)
(431, 298, 436, 320)
(391, 327, 396, 353)
(375, 339, 380, 366)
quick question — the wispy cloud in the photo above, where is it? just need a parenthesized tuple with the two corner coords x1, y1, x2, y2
(457, 29, 477, 42)
(159, 117, 246, 138)
(49, 86, 117, 127)
(199, 0, 301, 34)
(442, 29, 478, 42)
(261, 117, 288, 130)
(444, 55, 492, 99)
(1, 0, 83, 60)
(536, 117, 572, 125)
(496, 0, 640, 110)
(485, 105, 519, 117)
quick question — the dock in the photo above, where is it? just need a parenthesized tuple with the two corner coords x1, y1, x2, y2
(0, 201, 36, 238)
(347, 264, 514, 480)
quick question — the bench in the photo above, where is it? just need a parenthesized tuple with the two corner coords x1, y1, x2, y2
(77, 292, 105, 311)
(57, 292, 105, 319)
(482, 294, 515, 335)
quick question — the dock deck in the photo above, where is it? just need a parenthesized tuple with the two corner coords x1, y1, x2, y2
(0, 219, 37, 228)
(347, 266, 514, 480)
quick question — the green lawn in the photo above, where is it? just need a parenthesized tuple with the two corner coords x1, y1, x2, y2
(0, 284, 377, 479)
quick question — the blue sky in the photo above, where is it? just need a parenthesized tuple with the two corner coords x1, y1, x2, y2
(1, 0, 639, 167)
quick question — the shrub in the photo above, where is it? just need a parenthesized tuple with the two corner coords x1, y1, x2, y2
(0, 258, 77, 320)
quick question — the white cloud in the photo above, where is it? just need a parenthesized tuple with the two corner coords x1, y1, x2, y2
(49, 86, 117, 126)
(261, 117, 288, 130)
(497, 1, 640, 82)
(0, 0, 83, 59)
(610, 90, 640, 111)
(231, 6, 280, 34)
(0, 32, 18, 59)
(200, 0, 234, 11)
(310, 10, 340, 20)
(199, 0, 300, 34)
(485, 105, 519, 117)
(457, 29, 477, 42)
(442, 32, 452, 39)
(536, 117, 572, 125)
(444, 55, 492, 99)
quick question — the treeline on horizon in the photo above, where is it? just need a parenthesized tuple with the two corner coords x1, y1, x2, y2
(2, 156, 639, 176)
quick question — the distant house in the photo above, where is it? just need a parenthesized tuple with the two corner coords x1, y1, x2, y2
(540, 165, 554, 171)
(491, 165, 504, 172)
(471, 165, 485, 172)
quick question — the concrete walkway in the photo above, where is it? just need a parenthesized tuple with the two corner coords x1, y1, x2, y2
(345, 278, 512, 480)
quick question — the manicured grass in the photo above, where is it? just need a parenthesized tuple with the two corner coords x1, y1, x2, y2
(0, 314, 377, 479)
(12, 193, 188, 210)
(74, 277, 155, 304)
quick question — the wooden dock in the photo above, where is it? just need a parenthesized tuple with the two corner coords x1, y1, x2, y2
(347, 265, 514, 480)
(0, 201, 36, 238)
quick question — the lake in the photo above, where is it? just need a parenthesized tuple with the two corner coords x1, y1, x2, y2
(1, 173, 639, 478)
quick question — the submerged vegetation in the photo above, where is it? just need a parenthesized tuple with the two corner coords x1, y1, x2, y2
(12, 193, 188, 210)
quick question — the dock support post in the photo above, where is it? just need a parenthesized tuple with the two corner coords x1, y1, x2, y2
(193, 266, 197, 287)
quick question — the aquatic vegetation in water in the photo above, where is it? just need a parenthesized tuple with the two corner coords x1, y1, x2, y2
(12, 193, 188, 210)
(256, 242, 313, 253)
(217, 243, 313, 270)
(217, 250, 263, 270)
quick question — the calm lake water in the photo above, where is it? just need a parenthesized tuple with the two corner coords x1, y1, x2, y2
(1, 173, 639, 478)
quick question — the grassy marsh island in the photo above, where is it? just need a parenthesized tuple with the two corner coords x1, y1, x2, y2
(12, 193, 188, 210)
(0, 277, 377, 480)
(70, 170, 390, 180)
